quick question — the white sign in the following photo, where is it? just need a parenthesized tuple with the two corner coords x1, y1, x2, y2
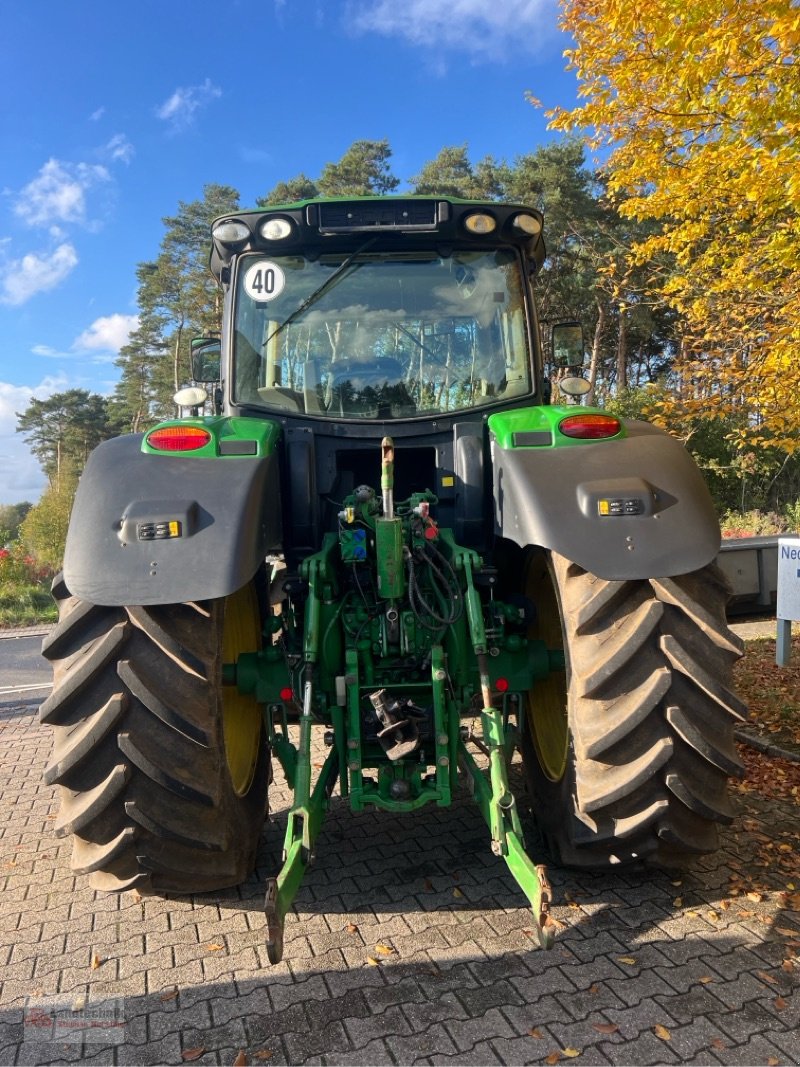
(777, 536, 800, 620)
(243, 261, 285, 302)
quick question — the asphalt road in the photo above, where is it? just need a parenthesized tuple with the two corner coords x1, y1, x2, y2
(0, 631, 51, 702)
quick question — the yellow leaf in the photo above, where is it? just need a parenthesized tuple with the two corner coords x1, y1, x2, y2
(653, 1024, 671, 1041)
(528, 1027, 544, 1039)
(698, 976, 714, 984)
(453, 887, 464, 898)
(562, 1048, 581, 1058)
(617, 957, 636, 966)
(366, 957, 381, 967)
(672, 898, 683, 908)
(207, 943, 225, 952)
(90, 952, 102, 970)
(375, 943, 395, 956)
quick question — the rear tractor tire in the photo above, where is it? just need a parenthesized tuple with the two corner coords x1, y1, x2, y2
(520, 550, 746, 868)
(40, 576, 270, 893)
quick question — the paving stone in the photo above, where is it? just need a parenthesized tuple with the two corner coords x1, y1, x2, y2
(3, 702, 800, 1066)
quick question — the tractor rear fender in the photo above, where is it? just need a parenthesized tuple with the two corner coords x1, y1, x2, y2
(63, 434, 281, 606)
(491, 419, 720, 580)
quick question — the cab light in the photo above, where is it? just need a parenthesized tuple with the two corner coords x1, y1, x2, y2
(559, 414, 621, 440)
(511, 213, 542, 236)
(463, 212, 497, 235)
(146, 426, 213, 451)
(212, 219, 250, 245)
(259, 217, 293, 240)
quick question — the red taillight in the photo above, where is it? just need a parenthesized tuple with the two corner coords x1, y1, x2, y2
(495, 677, 509, 693)
(280, 687, 294, 702)
(559, 414, 621, 440)
(146, 425, 212, 451)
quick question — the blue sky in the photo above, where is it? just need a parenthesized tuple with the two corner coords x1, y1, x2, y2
(0, 0, 579, 503)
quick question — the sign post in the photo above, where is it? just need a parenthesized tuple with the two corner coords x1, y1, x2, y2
(776, 537, 800, 666)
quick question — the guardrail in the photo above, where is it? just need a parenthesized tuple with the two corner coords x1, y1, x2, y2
(717, 534, 779, 616)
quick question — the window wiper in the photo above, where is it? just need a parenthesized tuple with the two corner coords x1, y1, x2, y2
(261, 236, 378, 350)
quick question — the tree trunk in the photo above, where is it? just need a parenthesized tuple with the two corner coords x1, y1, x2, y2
(586, 300, 606, 407)
(616, 305, 627, 395)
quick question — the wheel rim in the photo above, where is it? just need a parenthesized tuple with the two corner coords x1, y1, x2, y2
(222, 583, 262, 796)
(524, 553, 569, 782)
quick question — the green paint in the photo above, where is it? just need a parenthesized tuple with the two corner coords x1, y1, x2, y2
(488, 405, 626, 449)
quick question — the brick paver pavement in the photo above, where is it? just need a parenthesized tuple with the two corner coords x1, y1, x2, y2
(1, 695, 798, 1066)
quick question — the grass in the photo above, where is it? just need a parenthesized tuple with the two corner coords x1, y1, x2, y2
(0, 581, 58, 628)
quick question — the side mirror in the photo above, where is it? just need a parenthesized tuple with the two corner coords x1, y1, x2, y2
(191, 337, 221, 382)
(551, 322, 585, 368)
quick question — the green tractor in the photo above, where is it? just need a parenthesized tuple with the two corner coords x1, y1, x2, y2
(41, 196, 745, 962)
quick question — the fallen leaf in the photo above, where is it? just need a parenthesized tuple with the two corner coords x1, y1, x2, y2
(160, 989, 179, 1003)
(365, 957, 381, 966)
(707, 910, 720, 922)
(453, 887, 464, 898)
(588, 983, 600, 995)
(233, 1053, 248, 1067)
(617, 956, 637, 966)
(672, 897, 683, 908)
(592, 1022, 619, 1034)
(253, 1052, 273, 1062)
(711, 1038, 726, 1050)
(130, 889, 142, 903)
(747, 891, 764, 902)
(782, 960, 794, 973)
(775, 996, 787, 1010)
(686, 909, 699, 918)
(767, 1059, 780, 1066)
(545, 1054, 560, 1065)
(757, 970, 779, 986)
(181, 1049, 206, 1062)
(653, 1024, 671, 1041)
(345, 923, 359, 934)
(776, 926, 800, 936)
(90, 952, 102, 970)
(671, 880, 682, 887)
(562, 1049, 581, 1058)
(719, 899, 730, 911)
(207, 943, 225, 952)
(698, 976, 714, 984)
(375, 943, 395, 956)
(528, 1027, 544, 1039)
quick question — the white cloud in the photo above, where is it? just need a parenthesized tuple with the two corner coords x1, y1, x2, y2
(74, 313, 139, 355)
(31, 344, 67, 359)
(0, 375, 69, 503)
(104, 134, 135, 164)
(14, 159, 110, 227)
(349, 0, 556, 60)
(155, 79, 222, 131)
(0, 243, 78, 306)
(90, 106, 106, 122)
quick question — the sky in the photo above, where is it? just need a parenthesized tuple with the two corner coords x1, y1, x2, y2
(0, 0, 580, 504)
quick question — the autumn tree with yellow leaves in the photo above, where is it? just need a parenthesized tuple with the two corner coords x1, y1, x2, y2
(549, 0, 800, 450)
